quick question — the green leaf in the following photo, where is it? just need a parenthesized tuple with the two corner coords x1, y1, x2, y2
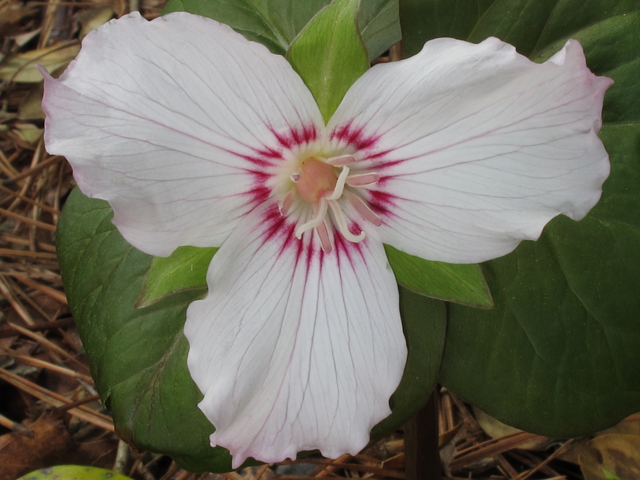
(372, 287, 446, 437)
(420, 6, 640, 436)
(358, 0, 401, 59)
(399, 0, 640, 58)
(385, 245, 493, 309)
(138, 246, 217, 308)
(399, 0, 494, 57)
(57, 189, 235, 473)
(163, 0, 400, 60)
(287, 0, 370, 122)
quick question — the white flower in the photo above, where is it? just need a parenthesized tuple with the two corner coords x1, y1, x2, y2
(40, 12, 611, 468)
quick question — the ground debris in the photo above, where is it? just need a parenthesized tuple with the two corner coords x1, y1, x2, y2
(0, 412, 74, 480)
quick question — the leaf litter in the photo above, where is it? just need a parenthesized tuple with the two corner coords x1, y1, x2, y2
(1, 1, 638, 479)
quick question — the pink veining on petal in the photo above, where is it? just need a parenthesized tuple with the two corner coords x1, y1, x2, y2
(259, 203, 300, 256)
(367, 190, 398, 217)
(251, 146, 283, 160)
(332, 230, 365, 268)
(328, 121, 408, 174)
(270, 124, 319, 149)
(329, 121, 379, 151)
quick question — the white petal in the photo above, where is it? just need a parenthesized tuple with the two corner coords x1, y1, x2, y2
(327, 38, 612, 263)
(184, 203, 406, 468)
(41, 12, 323, 256)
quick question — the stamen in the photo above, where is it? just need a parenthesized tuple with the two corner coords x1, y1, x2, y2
(326, 154, 356, 166)
(344, 190, 382, 226)
(290, 171, 301, 182)
(328, 199, 366, 243)
(326, 166, 350, 201)
(295, 199, 328, 239)
(280, 190, 296, 216)
(315, 220, 333, 253)
(346, 172, 380, 187)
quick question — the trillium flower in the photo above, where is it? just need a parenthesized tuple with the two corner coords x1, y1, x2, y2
(40, 12, 611, 468)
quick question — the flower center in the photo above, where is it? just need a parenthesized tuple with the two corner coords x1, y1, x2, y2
(279, 154, 382, 253)
(295, 158, 338, 204)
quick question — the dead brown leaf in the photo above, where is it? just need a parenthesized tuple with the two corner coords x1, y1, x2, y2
(579, 434, 640, 480)
(0, 412, 74, 480)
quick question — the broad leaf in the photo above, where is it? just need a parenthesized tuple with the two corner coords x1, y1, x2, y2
(138, 246, 217, 308)
(385, 245, 493, 309)
(287, 0, 369, 122)
(400, 0, 640, 58)
(400, 1, 640, 435)
(359, 0, 401, 60)
(163, 0, 400, 60)
(57, 190, 233, 473)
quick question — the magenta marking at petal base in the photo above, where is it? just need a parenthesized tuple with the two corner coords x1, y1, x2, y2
(244, 185, 271, 206)
(332, 231, 363, 266)
(367, 190, 397, 216)
(269, 124, 319, 149)
(251, 146, 283, 160)
(260, 204, 298, 251)
(239, 155, 274, 168)
(330, 121, 379, 151)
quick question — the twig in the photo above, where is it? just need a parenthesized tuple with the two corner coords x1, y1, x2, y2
(0, 276, 37, 326)
(56, 393, 101, 412)
(2, 155, 63, 185)
(0, 207, 57, 231)
(0, 317, 75, 339)
(1, 233, 57, 252)
(279, 460, 405, 479)
(0, 184, 60, 215)
(13, 275, 68, 304)
(254, 464, 271, 480)
(515, 440, 574, 480)
(0, 368, 114, 432)
(0, 413, 35, 437)
(310, 453, 352, 477)
(449, 432, 547, 471)
(8, 322, 89, 371)
(12, 279, 56, 322)
(1, 349, 93, 382)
